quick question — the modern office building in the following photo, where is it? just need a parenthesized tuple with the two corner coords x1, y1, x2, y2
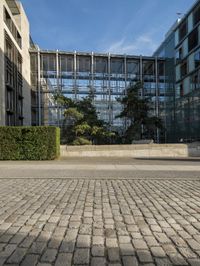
(173, 1, 200, 141)
(0, 0, 32, 126)
(29, 49, 166, 141)
(0, 0, 200, 143)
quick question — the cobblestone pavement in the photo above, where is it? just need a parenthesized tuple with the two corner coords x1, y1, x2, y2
(0, 178, 200, 265)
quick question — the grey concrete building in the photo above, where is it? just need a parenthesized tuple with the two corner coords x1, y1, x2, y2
(173, 0, 200, 141)
(0, 0, 31, 126)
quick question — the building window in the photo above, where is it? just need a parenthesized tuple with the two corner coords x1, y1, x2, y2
(143, 61, 155, 75)
(179, 20, 187, 42)
(158, 62, 164, 76)
(180, 83, 184, 97)
(6, 89, 14, 112)
(17, 53, 22, 73)
(180, 60, 188, 78)
(193, 4, 200, 26)
(4, 7, 11, 29)
(188, 28, 199, 52)
(175, 47, 183, 63)
(17, 32, 22, 48)
(4, 7, 22, 48)
(5, 38, 12, 61)
(194, 50, 200, 68)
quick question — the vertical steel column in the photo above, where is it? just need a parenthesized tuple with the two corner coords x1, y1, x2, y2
(124, 54, 127, 93)
(139, 55, 143, 96)
(37, 48, 41, 126)
(91, 52, 94, 97)
(56, 50, 60, 126)
(140, 55, 144, 138)
(155, 56, 160, 143)
(74, 51, 77, 100)
(56, 50, 59, 91)
(124, 54, 127, 129)
(108, 53, 111, 128)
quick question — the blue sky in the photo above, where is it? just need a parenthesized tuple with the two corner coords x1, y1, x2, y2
(20, 0, 196, 55)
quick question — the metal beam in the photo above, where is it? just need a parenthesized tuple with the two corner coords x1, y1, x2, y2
(37, 48, 41, 126)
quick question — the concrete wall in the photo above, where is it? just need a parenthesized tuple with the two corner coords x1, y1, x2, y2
(18, 3, 31, 125)
(60, 144, 200, 158)
(0, 0, 6, 125)
(0, 0, 31, 126)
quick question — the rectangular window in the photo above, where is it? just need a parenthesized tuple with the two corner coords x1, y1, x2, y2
(158, 62, 164, 76)
(180, 83, 184, 97)
(4, 7, 11, 29)
(4, 7, 22, 48)
(6, 89, 14, 111)
(5, 38, 12, 61)
(194, 50, 200, 68)
(180, 60, 188, 78)
(143, 61, 155, 75)
(176, 47, 183, 63)
(188, 28, 199, 52)
(179, 20, 187, 42)
(17, 32, 22, 48)
(193, 4, 200, 26)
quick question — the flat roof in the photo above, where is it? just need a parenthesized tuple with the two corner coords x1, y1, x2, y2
(29, 48, 165, 61)
(6, 0, 20, 15)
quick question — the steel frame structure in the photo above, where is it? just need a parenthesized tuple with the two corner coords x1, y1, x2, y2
(30, 49, 166, 142)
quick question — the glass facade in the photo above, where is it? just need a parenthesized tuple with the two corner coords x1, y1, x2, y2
(174, 0, 200, 142)
(30, 50, 166, 142)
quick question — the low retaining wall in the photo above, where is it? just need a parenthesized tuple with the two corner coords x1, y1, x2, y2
(60, 143, 200, 158)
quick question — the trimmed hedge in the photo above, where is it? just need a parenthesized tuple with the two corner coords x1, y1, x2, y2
(0, 126, 60, 160)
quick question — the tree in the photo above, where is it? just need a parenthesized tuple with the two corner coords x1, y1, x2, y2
(54, 93, 115, 145)
(117, 82, 163, 143)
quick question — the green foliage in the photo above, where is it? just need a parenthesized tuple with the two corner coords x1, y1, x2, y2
(58, 94, 115, 145)
(75, 122, 91, 136)
(117, 82, 163, 143)
(0, 126, 60, 160)
(72, 137, 92, 146)
(64, 108, 84, 125)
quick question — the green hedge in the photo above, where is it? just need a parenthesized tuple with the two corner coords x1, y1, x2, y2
(0, 126, 60, 160)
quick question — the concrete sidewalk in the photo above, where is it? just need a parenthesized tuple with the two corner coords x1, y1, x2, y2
(0, 157, 200, 179)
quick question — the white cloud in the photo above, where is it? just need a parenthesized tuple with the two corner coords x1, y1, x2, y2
(106, 34, 158, 56)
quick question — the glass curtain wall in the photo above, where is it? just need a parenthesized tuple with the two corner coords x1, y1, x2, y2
(30, 51, 166, 142)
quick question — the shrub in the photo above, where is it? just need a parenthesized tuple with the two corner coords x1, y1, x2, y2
(0, 126, 60, 160)
(72, 137, 92, 145)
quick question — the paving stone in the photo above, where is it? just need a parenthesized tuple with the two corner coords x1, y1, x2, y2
(77, 235, 91, 248)
(41, 248, 57, 263)
(120, 243, 135, 255)
(21, 254, 39, 266)
(188, 259, 200, 266)
(91, 245, 105, 256)
(55, 253, 73, 266)
(155, 258, 172, 266)
(187, 239, 200, 250)
(92, 236, 104, 246)
(137, 249, 153, 263)
(169, 253, 189, 265)
(122, 256, 138, 266)
(132, 239, 148, 249)
(150, 246, 166, 257)
(73, 248, 90, 264)
(108, 247, 120, 262)
(29, 241, 46, 254)
(106, 238, 118, 248)
(7, 247, 27, 264)
(91, 257, 106, 266)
